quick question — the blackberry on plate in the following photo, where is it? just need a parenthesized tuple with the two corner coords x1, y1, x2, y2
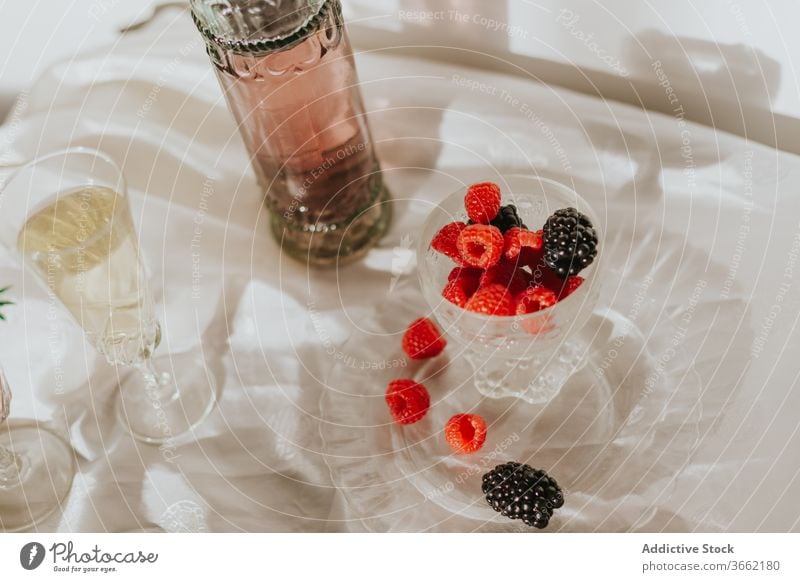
(482, 462, 564, 529)
(542, 207, 597, 278)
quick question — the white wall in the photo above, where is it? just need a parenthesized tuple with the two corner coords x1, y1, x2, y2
(0, 0, 162, 117)
(2, 0, 800, 152)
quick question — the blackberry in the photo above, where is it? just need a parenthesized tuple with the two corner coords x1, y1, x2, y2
(491, 204, 527, 232)
(482, 462, 564, 529)
(542, 207, 597, 278)
(469, 204, 526, 232)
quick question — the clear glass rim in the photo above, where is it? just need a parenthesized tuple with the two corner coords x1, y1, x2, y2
(417, 173, 600, 323)
(0, 367, 10, 423)
(0, 146, 129, 259)
(1, 146, 127, 197)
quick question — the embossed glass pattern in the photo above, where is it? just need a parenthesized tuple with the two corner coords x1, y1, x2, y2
(191, 0, 391, 266)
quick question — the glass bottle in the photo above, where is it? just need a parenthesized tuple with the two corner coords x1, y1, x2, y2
(190, 0, 392, 266)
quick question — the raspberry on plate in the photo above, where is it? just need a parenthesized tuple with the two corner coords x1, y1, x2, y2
(431, 221, 466, 262)
(445, 413, 487, 454)
(402, 317, 446, 360)
(465, 283, 515, 316)
(385, 379, 430, 425)
(503, 227, 543, 260)
(515, 286, 557, 315)
(464, 182, 501, 224)
(457, 224, 503, 269)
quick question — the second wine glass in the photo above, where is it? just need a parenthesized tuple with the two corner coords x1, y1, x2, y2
(0, 367, 75, 531)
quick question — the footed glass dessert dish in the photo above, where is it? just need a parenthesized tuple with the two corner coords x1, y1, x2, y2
(418, 175, 601, 404)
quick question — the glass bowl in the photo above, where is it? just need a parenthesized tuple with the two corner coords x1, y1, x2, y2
(417, 175, 602, 403)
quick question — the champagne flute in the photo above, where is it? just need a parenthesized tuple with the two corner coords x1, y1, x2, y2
(0, 148, 218, 444)
(0, 367, 75, 531)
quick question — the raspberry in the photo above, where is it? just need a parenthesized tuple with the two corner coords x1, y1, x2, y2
(402, 317, 446, 360)
(457, 224, 503, 269)
(557, 276, 584, 300)
(517, 245, 544, 269)
(448, 267, 482, 285)
(445, 414, 487, 454)
(521, 247, 564, 291)
(515, 286, 557, 315)
(465, 283, 515, 316)
(431, 221, 466, 262)
(503, 227, 543, 260)
(480, 261, 530, 297)
(464, 182, 501, 224)
(385, 379, 430, 425)
(442, 280, 470, 307)
(442, 268, 482, 307)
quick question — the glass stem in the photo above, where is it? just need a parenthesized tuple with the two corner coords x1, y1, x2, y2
(0, 442, 22, 486)
(137, 358, 177, 403)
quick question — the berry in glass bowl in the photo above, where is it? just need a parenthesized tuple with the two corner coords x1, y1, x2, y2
(417, 175, 602, 403)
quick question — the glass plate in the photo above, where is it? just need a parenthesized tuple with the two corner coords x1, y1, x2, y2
(319, 228, 750, 532)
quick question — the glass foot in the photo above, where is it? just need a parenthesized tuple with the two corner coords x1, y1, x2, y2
(269, 182, 392, 268)
(116, 352, 218, 445)
(467, 334, 592, 404)
(0, 421, 76, 532)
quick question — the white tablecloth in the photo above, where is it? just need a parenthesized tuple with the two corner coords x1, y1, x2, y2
(0, 11, 798, 532)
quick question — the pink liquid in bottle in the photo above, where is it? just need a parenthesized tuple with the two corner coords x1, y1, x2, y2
(192, 0, 391, 266)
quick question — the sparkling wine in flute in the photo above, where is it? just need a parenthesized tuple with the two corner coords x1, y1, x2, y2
(1, 148, 217, 445)
(16, 186, 159, 366)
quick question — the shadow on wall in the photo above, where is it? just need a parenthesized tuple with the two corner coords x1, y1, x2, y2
(623, 29, 781, 113)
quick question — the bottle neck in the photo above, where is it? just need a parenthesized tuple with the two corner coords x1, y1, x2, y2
(192, 0, 336, 57)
